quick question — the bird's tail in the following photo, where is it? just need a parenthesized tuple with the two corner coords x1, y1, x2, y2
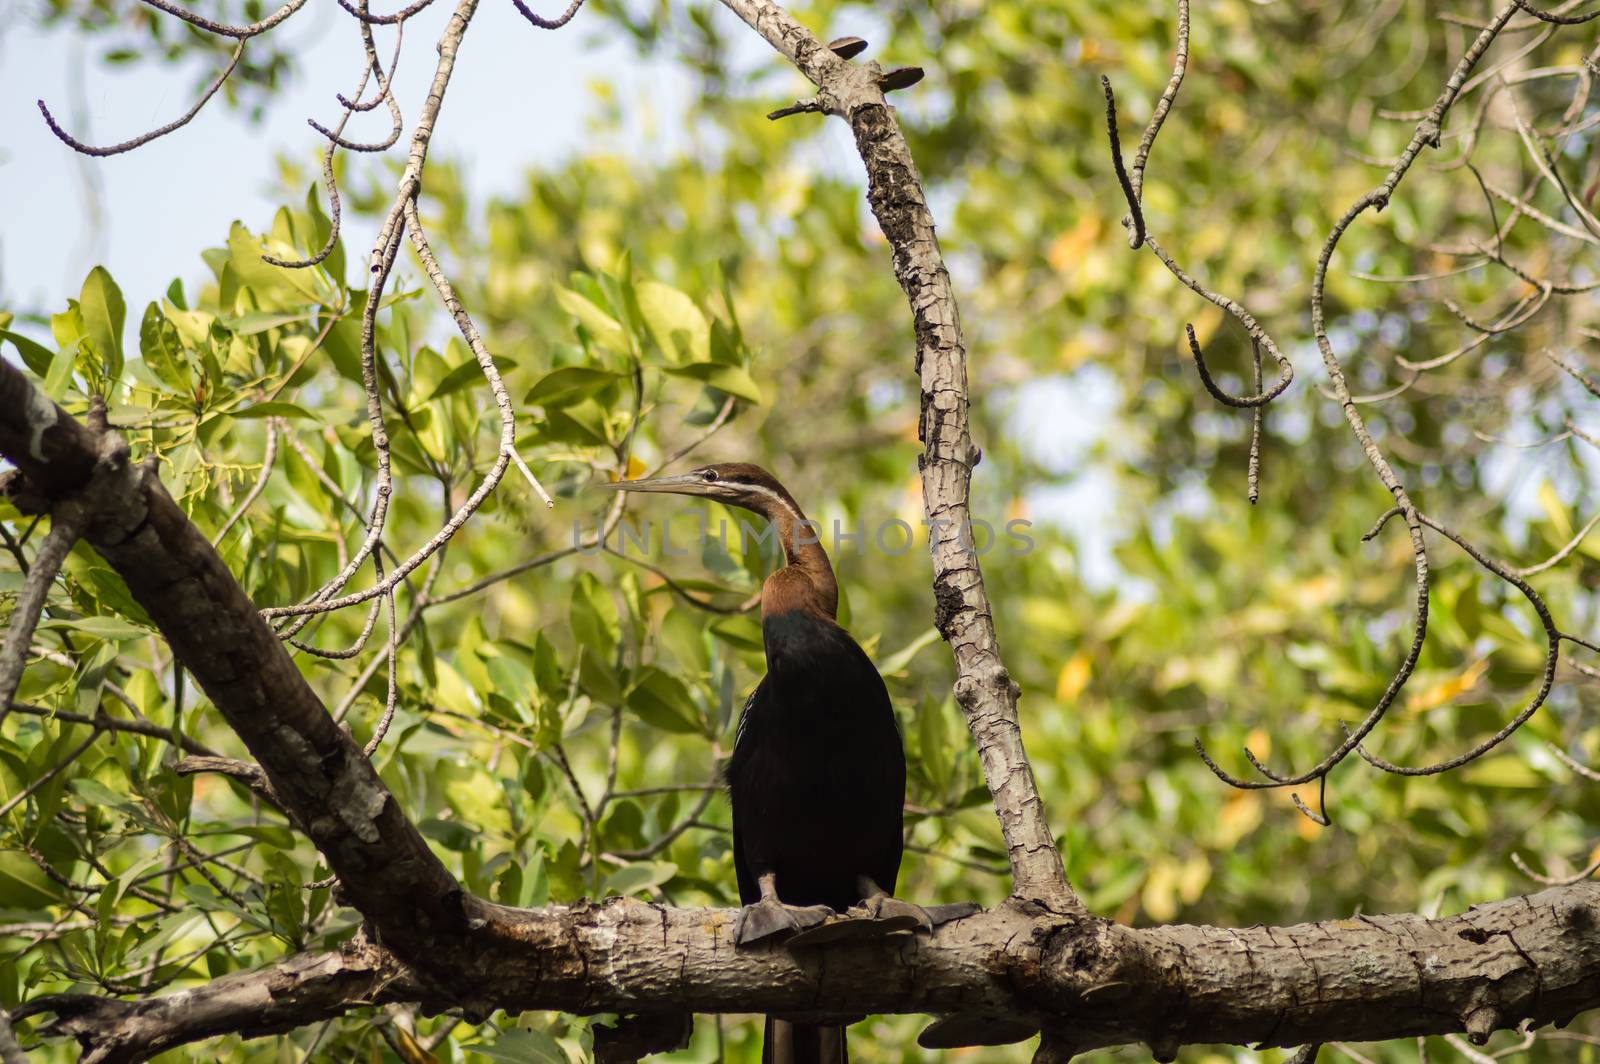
(761, 1017, 848, 1064)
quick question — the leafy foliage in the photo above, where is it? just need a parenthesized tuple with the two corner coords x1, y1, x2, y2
(3, 0, 1600, 1060)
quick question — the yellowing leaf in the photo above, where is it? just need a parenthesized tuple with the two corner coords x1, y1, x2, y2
(1184, 306, 1225, 352)
(1214, 791, 1262, 847)
(1046, 214, 1101, 275)
(392, 1027, 442, 1064)
(1177, 854, 1210, 904)
(1292, 574, 1341, 610)
(1141, 858, 1180, 923)
(1056, 652, 1092, 703)
(1406, 658, 1489, 714)
(1538, 480, 1573, 539)
(1461, 756, 1543, 789)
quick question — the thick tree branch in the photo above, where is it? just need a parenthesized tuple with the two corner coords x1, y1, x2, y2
(22, 886, 1600, 1062)
(716, 0, 1078, 913)
(21, 936, 424, 1064)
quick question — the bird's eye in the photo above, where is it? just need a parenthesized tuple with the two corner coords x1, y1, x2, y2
(702, 469, 719, 483)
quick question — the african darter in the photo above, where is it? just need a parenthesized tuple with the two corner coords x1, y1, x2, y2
(601, 463, 941, 1064)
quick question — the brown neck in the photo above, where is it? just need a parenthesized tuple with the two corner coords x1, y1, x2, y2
(746, 492, 838, 621)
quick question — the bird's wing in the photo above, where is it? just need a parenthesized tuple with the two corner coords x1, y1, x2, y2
(733, 680, 761, 753)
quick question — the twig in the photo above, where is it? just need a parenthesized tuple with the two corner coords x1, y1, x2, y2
(1099, 77, 1146, 250)
(335, 0, 438, 23)
(0, 510, 84, 727)
(1129, 0, 1190, 206)
(38, 42, 246, 157)
(1198, 2, 1525, 794)
(211, 419, 278, 545)
(511, 0, 588, 29)
(1511, 849, 1600, 885)
(132, 0, 310, 37)
(5, 702, 219, 757)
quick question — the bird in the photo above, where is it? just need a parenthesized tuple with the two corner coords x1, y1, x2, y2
(600, 462, 934, 1064)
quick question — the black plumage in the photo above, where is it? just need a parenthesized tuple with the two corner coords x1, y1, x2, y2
(599, 462, 926, 1064)
(727, 609, 905, 915)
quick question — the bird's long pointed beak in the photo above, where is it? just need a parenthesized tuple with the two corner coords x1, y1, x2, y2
(593, 472, 715, 496)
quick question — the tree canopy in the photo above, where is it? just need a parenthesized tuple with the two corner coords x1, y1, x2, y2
(2, 0, 1599, 1061)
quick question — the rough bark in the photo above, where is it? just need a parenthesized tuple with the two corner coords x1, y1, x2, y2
(8, 3, 1600, 1059)
(20, 937, 424, 1064)
(20, 887, 1600, 1062)
(716, 0, 1077, 913)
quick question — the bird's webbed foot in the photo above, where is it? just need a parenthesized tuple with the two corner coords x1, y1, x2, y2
(734, 896, 833, 946)
(787, 878, 948, 948)
(925, 901, 983, 926)
(853, 891, 934, 933)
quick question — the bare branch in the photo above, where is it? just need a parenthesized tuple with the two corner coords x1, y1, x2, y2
(717, 0, 1078, 911)
(132, 0, 310, 38)
(1511, 0, 1600, 25)
(1099, 76, 1146, 250)
(37, 42, 245, 157)
(1129, 0, 1190, 206)
(211, 418, 278, 545)
(511, 0, 589, 29)
(5, 702, 219, 757)
(0, 504, 82, 727)
(20, 885, 1600, 1062)
(334, 0, 438, 24)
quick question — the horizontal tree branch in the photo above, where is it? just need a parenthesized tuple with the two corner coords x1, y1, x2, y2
(22, 935, 423, 1064)
(23, 886, 1600, 1062)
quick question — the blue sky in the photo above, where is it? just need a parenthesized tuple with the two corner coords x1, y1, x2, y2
(0, 1, 693, 315)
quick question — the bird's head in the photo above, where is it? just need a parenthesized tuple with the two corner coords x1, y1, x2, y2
(595, 462, 802, 519)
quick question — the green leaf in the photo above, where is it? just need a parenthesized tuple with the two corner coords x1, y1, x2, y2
(79, 266, 126, 382)
(39, 616, 150, 641)
(525, 366, 622, 406)
(70, 778, 138, 812)
(710, 615, 763, 652)
(43, 340, 79, 400)
(139, 303, 192, 393)
(625, 667, 702, 734)
(663, 361, 762, 403)
(420, 818, 478, 852)
(230, 400, 320, 420)
(304, 180, 345, 284)
(636, 280, 710, 365)
(578, 647, 624, 706)
(555, 286, 628, 354)
(430, 353, 518, 401)
(0, 329, 57, 377)
(229, 310, 315, 336)
(570, 572, 619, 656)
(879, 627, 941, 675)
(469, 1028, 568, 1064)
(227, 221, 323, 305)
(603, 860, 678, 897)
